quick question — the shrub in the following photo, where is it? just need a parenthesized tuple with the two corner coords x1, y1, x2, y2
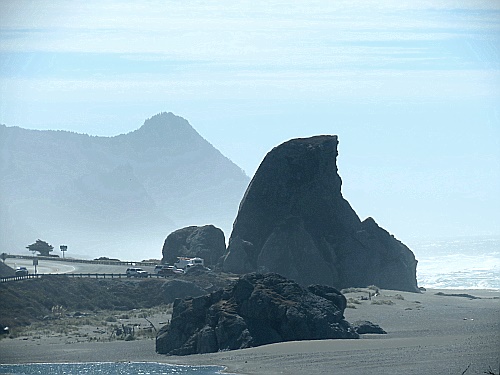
(371, 299, 394, 306)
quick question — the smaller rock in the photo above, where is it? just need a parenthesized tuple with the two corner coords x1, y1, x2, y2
(161, 225, 226, 267)
(353, 320, 387, 334)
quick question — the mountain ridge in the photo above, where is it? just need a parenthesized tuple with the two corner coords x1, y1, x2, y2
(0, 112, 249, 260)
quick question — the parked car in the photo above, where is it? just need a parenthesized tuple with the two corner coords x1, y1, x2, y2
(157, 266, 176, 277)
(126, 267, 148, 278)
(154, 264, 171, 274)
(15, 267, 29, 276)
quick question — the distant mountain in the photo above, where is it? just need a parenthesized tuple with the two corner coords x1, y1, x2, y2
(0, 112, 249, 260)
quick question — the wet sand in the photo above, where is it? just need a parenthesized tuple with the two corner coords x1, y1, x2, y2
(1, 288, 499, 374)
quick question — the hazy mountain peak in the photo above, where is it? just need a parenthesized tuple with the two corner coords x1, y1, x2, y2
(131, 112, 197, 139)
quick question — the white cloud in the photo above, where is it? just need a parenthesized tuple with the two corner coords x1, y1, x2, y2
(1, 1, 498, 110)
(1, 0, 498, 55)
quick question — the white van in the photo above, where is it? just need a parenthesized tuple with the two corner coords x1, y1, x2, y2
(173, 257, 204, 270)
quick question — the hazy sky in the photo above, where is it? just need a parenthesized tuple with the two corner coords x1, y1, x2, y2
(1, 1, 499, 242)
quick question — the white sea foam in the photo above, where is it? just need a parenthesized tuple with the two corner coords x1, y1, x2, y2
(408, 235, 500, 290)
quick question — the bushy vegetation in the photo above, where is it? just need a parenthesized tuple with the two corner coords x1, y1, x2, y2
(371, 299, 395, 306)
(4, 304, 173, 343)
(0, 277, 178, 328)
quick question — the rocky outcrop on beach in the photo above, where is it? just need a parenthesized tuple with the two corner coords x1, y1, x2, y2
(161, 225, 226, 267)
(352, 320, 387, 334)
(159, 279, 207, 304)
(155, 272, 358, 355)
(220, 135, 419, 292)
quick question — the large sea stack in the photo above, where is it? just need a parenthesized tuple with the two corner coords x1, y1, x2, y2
(220, 135, 418, 292)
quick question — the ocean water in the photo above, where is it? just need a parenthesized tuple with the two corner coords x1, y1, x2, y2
(0, 362, 227, 375)
(408, 235, 500, 290)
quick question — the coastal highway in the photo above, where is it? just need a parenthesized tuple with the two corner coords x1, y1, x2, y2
(4, 258, 155, 275)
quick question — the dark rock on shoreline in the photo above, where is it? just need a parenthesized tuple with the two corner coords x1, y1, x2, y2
(155, 273, 358, 355)
(220, 135, 419, 292)
(353, 320, 387, 334)
(161, 225, 226, 267)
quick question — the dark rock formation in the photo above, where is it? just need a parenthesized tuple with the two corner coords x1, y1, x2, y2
(156, 273, 358, 355)
(0, 262, 15, 278)
(353, 320, 387, 334)
(161, 225, 226, 267)
(220, 135, 418, 292)
(159, 279, 208, 304)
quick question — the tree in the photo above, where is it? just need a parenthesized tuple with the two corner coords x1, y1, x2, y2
(26, 239, 54, 256)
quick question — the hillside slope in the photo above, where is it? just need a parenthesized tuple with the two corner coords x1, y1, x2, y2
(0, 112, 249, 259)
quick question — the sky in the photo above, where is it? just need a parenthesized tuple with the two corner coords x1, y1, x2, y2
(1, 1, 499, 244)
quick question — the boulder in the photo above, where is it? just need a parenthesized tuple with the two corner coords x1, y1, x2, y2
(352, 320, 387, 334)
(220, 136, 418, 292)
(156, 273, 358, 355)
(161, 225, 225, 267)
(159, 279, 208, 304)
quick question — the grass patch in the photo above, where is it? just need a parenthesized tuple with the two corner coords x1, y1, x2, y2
(347, 297, 362, 305)
(5, 304, 171, 343)
(341, 288, 364, 294)
(371, 299, 395, 306)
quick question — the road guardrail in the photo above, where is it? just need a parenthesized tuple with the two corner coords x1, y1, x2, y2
(0, 273, 176, 283)
(3, 254, 157, 267)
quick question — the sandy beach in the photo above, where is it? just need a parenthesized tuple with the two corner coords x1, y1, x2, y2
(1, 288, 499, 374)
